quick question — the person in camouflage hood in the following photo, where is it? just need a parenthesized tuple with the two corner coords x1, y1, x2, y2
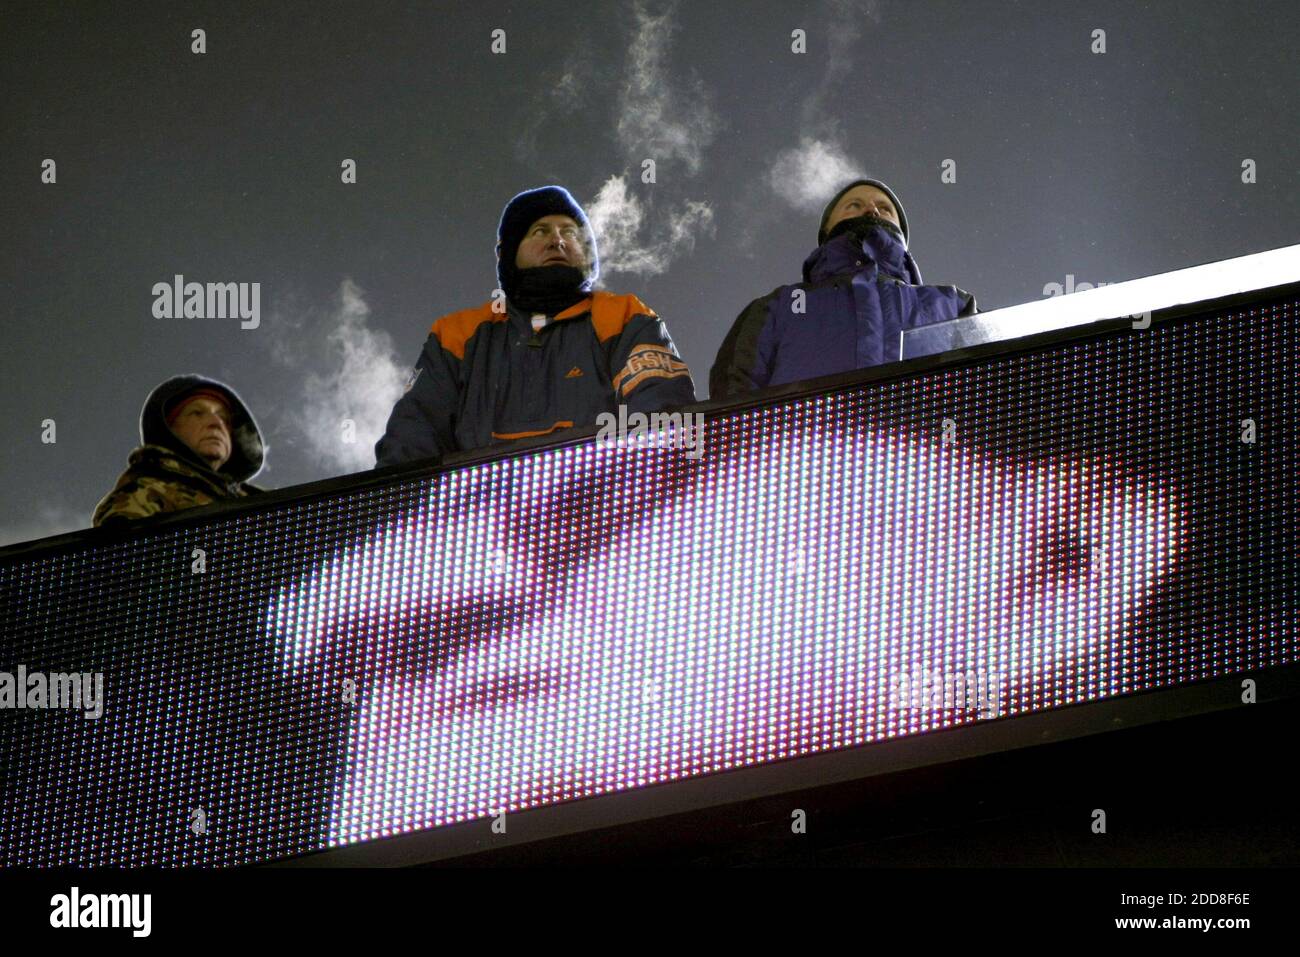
(92, 375, 266, 527)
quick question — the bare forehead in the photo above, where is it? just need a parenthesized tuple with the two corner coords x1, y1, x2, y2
(835, 185, 894, 209)
(527, 214, 581, 231)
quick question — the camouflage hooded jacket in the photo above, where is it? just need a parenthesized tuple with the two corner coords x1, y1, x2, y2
(92, 375, 266, 527)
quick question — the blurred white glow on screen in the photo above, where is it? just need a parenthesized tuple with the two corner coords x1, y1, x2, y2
(270, 425, 1184, 847)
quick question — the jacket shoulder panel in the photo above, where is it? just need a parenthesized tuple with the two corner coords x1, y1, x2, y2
(430, 302, 505, 360)
(92, 473, 218, 526)
(588, 291, 657, 343)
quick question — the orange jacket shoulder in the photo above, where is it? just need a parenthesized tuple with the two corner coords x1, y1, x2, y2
(430, 301, 506, 360)
(584, 291, 658, 343)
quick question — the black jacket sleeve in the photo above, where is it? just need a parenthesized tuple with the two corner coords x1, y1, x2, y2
(708, 294, 773, 401)
(609, 312, 697, 413)
(374, 332, 462, 467)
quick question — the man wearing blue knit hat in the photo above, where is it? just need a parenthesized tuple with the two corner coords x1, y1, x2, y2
(376, 185, 696, 466)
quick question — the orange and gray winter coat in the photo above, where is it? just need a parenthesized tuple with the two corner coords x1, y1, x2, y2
(374, 291, 696, 466)
(92, 375, 265, 527)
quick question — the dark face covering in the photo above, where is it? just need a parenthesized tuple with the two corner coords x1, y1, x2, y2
(804, 210, 923, 286)
(824, 212, 905, 247)
(504, 263, 590, 316)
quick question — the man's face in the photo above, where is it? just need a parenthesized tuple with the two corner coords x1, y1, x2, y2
(170, 396, 233, 470)
(513, 215, 587, 270)
(825, 185, 901, 236)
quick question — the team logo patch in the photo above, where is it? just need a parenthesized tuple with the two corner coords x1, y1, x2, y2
(565, 366, 584, 379)
(403, 366, 422, 394)
(613, 344, 689, 397)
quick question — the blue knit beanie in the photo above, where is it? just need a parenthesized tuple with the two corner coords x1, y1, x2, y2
(495, 186, 600, 293)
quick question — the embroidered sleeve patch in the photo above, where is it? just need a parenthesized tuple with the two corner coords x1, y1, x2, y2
(613, 343, 690, 397)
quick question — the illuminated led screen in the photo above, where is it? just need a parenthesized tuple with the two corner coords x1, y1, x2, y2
(1, 295, 1295, 865)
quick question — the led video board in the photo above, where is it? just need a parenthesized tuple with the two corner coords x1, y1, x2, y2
(1, 292, 1296, 865)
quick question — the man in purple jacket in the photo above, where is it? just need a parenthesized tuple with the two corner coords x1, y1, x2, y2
(709, 178, 977, 399)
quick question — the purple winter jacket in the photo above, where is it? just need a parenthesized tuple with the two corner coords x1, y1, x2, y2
(709, 221, 976, 399)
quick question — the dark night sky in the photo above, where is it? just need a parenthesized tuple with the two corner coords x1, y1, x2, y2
(2, 0, 1297, 545)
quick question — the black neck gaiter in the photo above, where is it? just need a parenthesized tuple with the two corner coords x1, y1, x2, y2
(825, 212, 905, 246)
(503, 265, 589, 316)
